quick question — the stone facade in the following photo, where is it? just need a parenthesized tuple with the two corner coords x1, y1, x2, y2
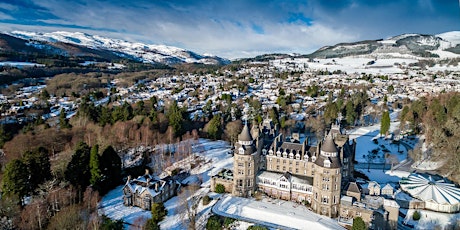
(123, 173, 180, 210)
(211, 120, 356, 218)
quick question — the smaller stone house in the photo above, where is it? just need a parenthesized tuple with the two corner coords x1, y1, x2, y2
(381, 183, 394, 196)
(368, 181, 381, 196)
(123, 173, 180, 210)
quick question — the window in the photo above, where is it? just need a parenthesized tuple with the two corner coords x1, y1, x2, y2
(239, 147, 244, 154)
(283, 159, 286, 164)
(295, 168, 299, 173)
(248, 170, 251, 175)
(333, 196, 336, 204)
(282, 166, 286, 171)
(248, 162, 251, 167)
(322, 196, 329, 204)
(289, 160, 293, 165)
(238, 180, 243, 187)
(289, 167, 292, 172)
(269, 158, 273, 162)
(276, 165, 280, 170)
(238, 162, 244, 167)
(277, 159, 280, 163)
(357, 212, 361, 217)
(238, 170, 244, 175)
(247, 179, 251, 187)
(296, 162, 299, 166)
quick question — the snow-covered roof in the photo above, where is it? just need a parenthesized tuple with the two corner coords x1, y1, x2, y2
(400, 173, 460, 205)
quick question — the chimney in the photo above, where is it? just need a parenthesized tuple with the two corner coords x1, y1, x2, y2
(155, 182, 159, 191)
(146, 178, 151, 186)
(145, 168, 150, 175)
(127, 175, 131, 184)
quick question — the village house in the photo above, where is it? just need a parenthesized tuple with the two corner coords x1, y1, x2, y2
(123, 170, 180, 210)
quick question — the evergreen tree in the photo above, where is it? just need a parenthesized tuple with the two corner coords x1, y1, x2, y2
(59, 108, 71, 129)
(150, 202, 167, 223)
(380, 110, 391, 136)
(89, 144, 101, 186)
(167, 100, 184, 137)
(206, 114, 222, 140)
(22, 147, 51, 192)
(0, 124, 10, 148)
(100, 146, 122, 194)
(345, 100, 356, 126)
(65, 142, 91, 193)
(352, 216, 366, 230)
(1, 159, 29, 202)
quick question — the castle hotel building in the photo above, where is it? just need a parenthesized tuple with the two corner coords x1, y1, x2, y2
(211, 120, 356, 218)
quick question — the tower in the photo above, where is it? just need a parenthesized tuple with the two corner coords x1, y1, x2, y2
(312, 134, 342, 218)
(232, 123, 259, 197)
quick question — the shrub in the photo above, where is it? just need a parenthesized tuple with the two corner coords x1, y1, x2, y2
(352, 216, 366, 230)
(223, 217, 235, 227)
(206, 215, 222, 230)
(413, 210, 421, 220)
(215, 183, 225, 193)
(202, 195, 211, 205)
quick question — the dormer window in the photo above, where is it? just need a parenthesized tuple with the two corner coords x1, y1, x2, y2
(304, 155, 309, 161)
(262, 149, 267, 155)
(269, 150, 274, 155)
(289, 152, 294, 159)
(283, 151, 288, 158)
(324, 159, 331, 168)
(239, 147, 244, 155)
(276, 150, 281, 157)
(296, 154, 301, 160)
(312, 156, 316, 162)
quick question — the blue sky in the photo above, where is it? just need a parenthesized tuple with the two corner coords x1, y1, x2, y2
(0, 0, 458, 58)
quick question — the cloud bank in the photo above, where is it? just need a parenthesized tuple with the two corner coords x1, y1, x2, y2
(0, 0, 458, 59)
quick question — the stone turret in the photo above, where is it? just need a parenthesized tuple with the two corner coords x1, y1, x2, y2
(233, 122, 259, 197)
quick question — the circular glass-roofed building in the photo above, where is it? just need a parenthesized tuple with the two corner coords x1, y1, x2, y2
(400, 173, 460, 213)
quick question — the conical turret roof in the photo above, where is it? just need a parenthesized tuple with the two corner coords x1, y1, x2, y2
(239, 123, 253, 142)
(321, 134, 338, 153)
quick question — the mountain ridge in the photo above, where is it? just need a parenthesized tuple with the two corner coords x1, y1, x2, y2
(4, 31, 230, 65)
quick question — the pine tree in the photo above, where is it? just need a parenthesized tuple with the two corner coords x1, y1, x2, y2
(1, 159, 29, 202)
(380, 110, 391, 136)
(100, 145, 122, 193)
(206, 114, 222, 140)
(65, 142, 91, 193)
(22, 147, 51, 192)
(59, 108, 71, 129)
(150, 202, 167, 223)
(167, 101, 184, 137)
(89, 144, 101, 186)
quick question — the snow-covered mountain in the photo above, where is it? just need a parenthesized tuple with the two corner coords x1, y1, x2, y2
(307, 32, 460, 59)
(6, 31, 229, 65)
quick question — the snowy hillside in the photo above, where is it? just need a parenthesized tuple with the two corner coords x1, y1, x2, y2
(308, 32, 460, 59)
(7, 31, 229, 65)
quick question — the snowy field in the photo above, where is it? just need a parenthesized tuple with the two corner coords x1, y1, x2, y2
(99, 139, 236, 229)
(349, 121, 410, 164)
(213, 195, 344, 230)
(403, 209, 460, 230)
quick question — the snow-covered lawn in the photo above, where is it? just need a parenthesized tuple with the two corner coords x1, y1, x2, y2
(213, 195, 344, 230)
(99, 139, 234, 229)
(403, 209, 460, 229)
(98, 185, 151, 229)
(357, 169, 410, 184)
(349, 121, 410, 164)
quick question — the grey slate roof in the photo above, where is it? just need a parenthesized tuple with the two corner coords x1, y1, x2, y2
(314, 154, 342, 168)
(321, 134, 338, 153)
(239, 123, 253, 142)
(346, 182, 362, 194)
